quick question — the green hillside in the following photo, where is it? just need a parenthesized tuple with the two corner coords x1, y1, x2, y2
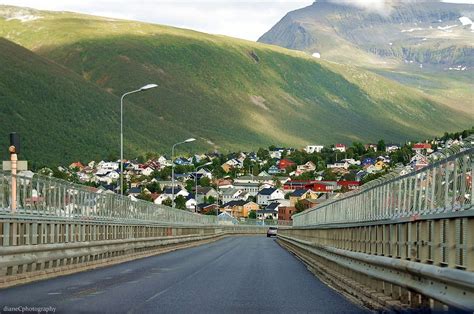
(0, 5, 472, 165)
(0, 38, 193, 166)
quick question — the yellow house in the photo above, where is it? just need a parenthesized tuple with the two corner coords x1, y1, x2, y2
(289, 189, 318, 206)
(374, 160, 386, 171)
(222, 200, 259, 218)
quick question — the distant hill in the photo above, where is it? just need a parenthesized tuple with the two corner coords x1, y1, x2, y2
(0, 5, 472, 165)
(258, 0, 474, 111)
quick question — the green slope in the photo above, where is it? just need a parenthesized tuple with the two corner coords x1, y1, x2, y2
(0, 6, 472, 165)
(0, 38, 194, 166)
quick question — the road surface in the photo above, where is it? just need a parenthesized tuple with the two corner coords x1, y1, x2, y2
(0, 236, 366, 313)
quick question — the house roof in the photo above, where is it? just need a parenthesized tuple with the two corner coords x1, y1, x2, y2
(223, 200, 247, 207)
(291, 189, 309, 197)
(258, 188, 276, 196)
(265, 202, 280, 211)
(127, 187, 141, 194)
(163, 187, 183, 194)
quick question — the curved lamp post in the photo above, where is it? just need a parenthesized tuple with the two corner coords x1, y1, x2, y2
(171, 138, 196, 207)
(120, 84, 158, 196)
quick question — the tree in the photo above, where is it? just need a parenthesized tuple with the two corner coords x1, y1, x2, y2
(257, 148, 269, 160)
(377, 139, 386, 152)
(322, 169, 337, 181)
(146, 181, 161, 193)
(174, 195, 187, 210)
(199, 177, 211, 187)
(204, 196, 216, 204)
(136, 192, 153, 202)
(162, 198, 172, 207)
(295, 200, 305, 213)
(248, 210, 256, 219)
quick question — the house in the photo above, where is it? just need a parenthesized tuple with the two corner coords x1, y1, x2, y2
(174, 157, 192, 166)
(268, 165, 282, 175)
(327, 161, 349, 170)
(304, 145, 324, 154)
(257, 188, 285, 206)
(69, 162, 84, 170)
(140, 167, 154, 177)
(196, 168, 213, 180)
(221, 188, 247, 203)
(305, 181, 339, 193)
(374, 160, 386, 171)
(334, 144, 347, 153)
(278, 206, 296, 221)
(364, 144, 378, 152)
(154, 187, 189, 204)
(296, 161, 316, 176)
(256, 208, 279, 220)
(216, 179, 233, 189)
(217, 212, 237, 224)
(269, 148, 286, 159)
(278, 159, 296, 171)
(289, 189, 318, 206)
(221, 163, 234, 173)
(410, 153, 429, 171)
(283, 180, 316, 192)
(197, 203, 219, 215)
(233, 182, 259, 196)
(127, 187, 141, 197)
(194, 187, 219, 204)
(337, 181, 361, 191)
(185, 194, 197, 211)
(107, 171, 120, 180)
(413, 143, 432, 154)
(386, 144, 400, 153)
(221, 200, 259, 218)
(361, 157, 376, 167)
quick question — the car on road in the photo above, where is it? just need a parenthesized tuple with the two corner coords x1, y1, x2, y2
(267, 226, 277, 237)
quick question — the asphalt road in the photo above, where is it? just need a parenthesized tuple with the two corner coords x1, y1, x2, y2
(0, 236, 366, 313)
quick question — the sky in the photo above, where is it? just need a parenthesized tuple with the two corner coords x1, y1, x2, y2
(1, 0, 473, 41)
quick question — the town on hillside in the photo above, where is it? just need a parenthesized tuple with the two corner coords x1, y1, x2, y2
(22, 129, 473, 222)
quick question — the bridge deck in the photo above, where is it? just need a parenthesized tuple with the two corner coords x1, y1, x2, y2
(0, 236, 365, 313)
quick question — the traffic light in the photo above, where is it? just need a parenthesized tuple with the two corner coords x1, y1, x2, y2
(9, 132, 20, 154)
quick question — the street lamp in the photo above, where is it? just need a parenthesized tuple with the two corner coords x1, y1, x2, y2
(120, 84, 158, 196)
(194, 161, 213, 212)
(171, 138, 196, 207)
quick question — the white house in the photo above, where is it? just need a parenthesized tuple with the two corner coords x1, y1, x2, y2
(154, 187, 189, 205)
(333, 144, 347, 153)
(221, 188, 247, 203)
(257, 188, 285, 206)
(107, 171, 120, 180)
(304, 145, 324, 154)
(140, 167, 154, 176)
(327, 161, 350, 170)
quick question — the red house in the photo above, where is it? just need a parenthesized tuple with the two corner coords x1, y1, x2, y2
(278, 159, 296, 170)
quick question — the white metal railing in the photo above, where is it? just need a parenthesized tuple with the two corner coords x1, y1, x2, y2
(293, 146, 473, 227)
(0, 172, 217, 225)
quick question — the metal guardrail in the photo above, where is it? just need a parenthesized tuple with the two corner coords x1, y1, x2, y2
(0, 172, 292, 227)
(0, 172, 217, 225)
(293, 147, 473, 227)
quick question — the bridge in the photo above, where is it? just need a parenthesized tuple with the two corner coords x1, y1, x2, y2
(0, 143, 473, 312)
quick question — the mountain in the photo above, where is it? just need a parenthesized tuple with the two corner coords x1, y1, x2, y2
(258, 0, 474, 111)
(0, 38, 194, 166)
(0, 5, 471, 165)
